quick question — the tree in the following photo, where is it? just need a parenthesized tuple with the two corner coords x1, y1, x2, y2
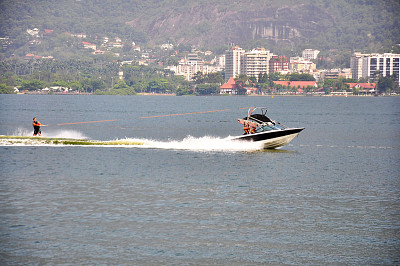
(176, 85, 194, 96)
(287, 73, 315, 81)
(67, 80, 82, 91)
(377, 76, 395, 94)
(20, 79, 45, 91)
(258, 72, 268, 84)
(195, 83, 219, 95)
(113, 80, 129, 90)
(234, 74, 249, 95)
(192, 71, 205, 84)
(204, 72, 224, 84)
(0, 84, 14, 94)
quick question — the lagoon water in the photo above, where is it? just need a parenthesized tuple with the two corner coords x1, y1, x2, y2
(0, 95, 399, 264)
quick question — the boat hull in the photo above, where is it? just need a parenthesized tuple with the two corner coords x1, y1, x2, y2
(233, 128, 304, 149)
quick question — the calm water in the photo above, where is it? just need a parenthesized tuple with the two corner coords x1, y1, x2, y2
(0, 95, 399, 264)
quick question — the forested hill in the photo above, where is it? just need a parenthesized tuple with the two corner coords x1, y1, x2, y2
(0, 0, 399, 54)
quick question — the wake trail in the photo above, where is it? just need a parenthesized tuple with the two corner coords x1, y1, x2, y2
(0, 133, 264, 152)
(140, 135, 264, 151)
(11, 127, 87, 139)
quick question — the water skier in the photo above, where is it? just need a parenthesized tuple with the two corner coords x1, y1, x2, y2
(32, 117, 42, 136)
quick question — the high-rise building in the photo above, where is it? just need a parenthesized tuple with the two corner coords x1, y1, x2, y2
(225, 46, 244, 82)
(241, 47, 271, 78)
(351, 52, 400, 85)
(350, 53, 365, 81)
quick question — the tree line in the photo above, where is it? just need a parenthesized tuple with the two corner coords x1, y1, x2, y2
(1, 58, 398, 95)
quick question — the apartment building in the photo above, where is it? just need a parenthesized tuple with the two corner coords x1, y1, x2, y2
(241, 48, 271, 78)
(289, 57, 316, 73)
(269, 56, 289, 74)
(302, 49, 320, 61)
(165, 53, 223, 81)
(351, 52, 400, 85)
(225, 46, 245, 82)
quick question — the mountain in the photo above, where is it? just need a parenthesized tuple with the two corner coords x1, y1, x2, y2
(0, 0, 399, 54)
(127, 3, 335, 47)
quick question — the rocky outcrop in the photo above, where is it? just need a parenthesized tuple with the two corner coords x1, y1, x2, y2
(126, 4, 335, 47)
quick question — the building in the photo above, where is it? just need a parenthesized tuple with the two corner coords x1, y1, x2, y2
(82, 42, 96, 50)
(350, 53, 364, 81)
(26, 28, 40, 37)
(289, 57, 316, 73)
(351, 52, 400, 86)
(273, 81, 318, 89)
(165, 54, 203, 81)
(320, 68, 351, 80)
(241, 47, 271, 78)
(302, 49, 320, 60)
(220, 78, 238, 94)
(346, 83, 376, 94)
(225, 46, 245, 82)
(217, 55, 225, 69)
(269, 56, 289, 74)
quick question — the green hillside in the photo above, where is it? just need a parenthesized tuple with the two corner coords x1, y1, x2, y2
(0, 0, 399, 55)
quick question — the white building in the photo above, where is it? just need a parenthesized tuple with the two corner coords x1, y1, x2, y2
(351, 52, 400, 85)
(302, 49, 320, 61)
(27, 28, 40, 37)
(165, 53, 223, 81)
(241, 47, 271, 78)
(225, 46, 245, 82)
(217, 55, 225, 68)
(161, 43, 174, 50)
(289, 57, 316, 73)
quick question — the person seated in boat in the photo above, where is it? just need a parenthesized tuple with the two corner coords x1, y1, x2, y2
(250, 124, 257, 134)
(243, 122, 250, 134)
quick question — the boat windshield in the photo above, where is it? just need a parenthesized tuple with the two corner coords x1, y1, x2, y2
(255, 123, 286, 133)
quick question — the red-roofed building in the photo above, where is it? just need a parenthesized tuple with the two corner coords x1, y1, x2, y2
(346, 83, 376, 94)
(220, 78, 238, 94)
(246, 87, 258, 94)
(82, 42, 96, 50)
(24, 53, 42, 60)
(273, 81, 317, 88)
(269, 56, 289, 74)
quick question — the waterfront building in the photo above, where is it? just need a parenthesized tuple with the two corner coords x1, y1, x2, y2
(351, 52, 400, 86)
(241, 47, 271, 78)
(220, 78, 238, 94)
(346, 83, 376, 94)
(225, 46, 245, 82)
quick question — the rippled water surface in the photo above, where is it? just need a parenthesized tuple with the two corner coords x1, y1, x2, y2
(1, 95, 399, 264)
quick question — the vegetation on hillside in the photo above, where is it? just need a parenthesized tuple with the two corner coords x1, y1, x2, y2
(0, 0, 399, 95)
(1, 0, 399, 57)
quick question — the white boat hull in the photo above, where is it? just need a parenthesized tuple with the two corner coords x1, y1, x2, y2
(259, 131, 301, 149)
(232, 127, 304, 149)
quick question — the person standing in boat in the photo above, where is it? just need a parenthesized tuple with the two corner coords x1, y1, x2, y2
(32, 117, 42, 136)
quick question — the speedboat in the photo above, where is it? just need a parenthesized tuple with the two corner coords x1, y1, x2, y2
(232, 107, 304, 149)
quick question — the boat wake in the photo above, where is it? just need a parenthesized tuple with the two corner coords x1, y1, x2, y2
(142, 135, 264, 151)
(1, 130, 264, 152)
(11, 127, 87, 139)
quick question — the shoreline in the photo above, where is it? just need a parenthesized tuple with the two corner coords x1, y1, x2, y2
(11, 93, 397, 97)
